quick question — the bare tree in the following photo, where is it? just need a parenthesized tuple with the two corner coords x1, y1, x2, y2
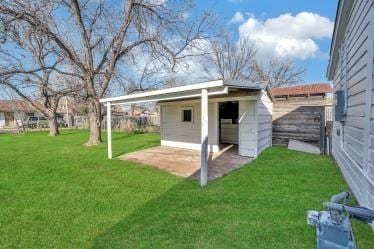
(201, 34, 258, 81)
(111, 57, 165, 116)
(0, 0, 212, 145)
(254, 58, 305, 88)
(0, 30, 81, 136)
(200, 32, 304, 87)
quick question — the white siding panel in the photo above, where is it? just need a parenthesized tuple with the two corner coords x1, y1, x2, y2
(257, 90, 273, 154)
(160, 101, 218, 151)
(332, 0, 374, 209)
(239, 100, 257, 157)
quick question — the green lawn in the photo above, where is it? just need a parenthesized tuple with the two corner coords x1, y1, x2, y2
(0, 130, 373, 248)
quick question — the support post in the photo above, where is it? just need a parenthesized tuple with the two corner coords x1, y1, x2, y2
(200, 89, 209, 187)
(107, 102, 112, 159)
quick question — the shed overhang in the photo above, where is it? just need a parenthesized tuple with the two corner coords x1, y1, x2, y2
(100, 79, 268, 187)
(99, 79, 267, 105)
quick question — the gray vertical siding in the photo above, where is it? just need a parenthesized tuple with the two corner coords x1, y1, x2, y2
(238, 100, 257, 157)
(332, 0, 374, 208)
(257, 90, 273, 154)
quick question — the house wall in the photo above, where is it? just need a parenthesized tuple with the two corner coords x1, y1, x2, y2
(14, 111, 27, 125)
(238, 100, 257, 157)
(0, 111, 41, 128)
(331, 0, 374, 208)
(0, 112, 5, 128)
(257, 90, 273, 154)
(160, 101, 219, 152)
(159, 91, 272, 158)
(0, 111, 20, 128)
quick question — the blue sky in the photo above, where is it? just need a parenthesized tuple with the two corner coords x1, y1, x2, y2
(194, 0, 339, 83)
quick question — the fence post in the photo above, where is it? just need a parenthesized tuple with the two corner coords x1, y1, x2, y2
(320, 109, 326, 154)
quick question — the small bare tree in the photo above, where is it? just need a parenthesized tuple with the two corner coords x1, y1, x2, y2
(111, 55, 167, 115)
(201, 34, 258, 81)
(0, 30, 81, 136)
(254, 58, 305, 88)
(200, 32, 304, 87)
(0, 0, 213, 145)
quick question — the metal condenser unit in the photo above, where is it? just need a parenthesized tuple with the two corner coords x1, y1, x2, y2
(307, 191, 374, 249)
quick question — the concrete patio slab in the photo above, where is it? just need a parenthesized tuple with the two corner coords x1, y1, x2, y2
(118, 145, 252, 181)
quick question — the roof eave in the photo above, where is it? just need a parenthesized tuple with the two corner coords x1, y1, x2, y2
(100, 79, 267, 105)
(327, 0, 355, 80)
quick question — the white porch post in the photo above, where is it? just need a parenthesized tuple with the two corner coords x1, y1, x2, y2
(200, 89, 209, 187)
(106, 102, 112, 159)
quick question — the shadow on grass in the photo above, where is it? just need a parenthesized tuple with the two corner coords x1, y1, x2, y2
(92, 179, 214, 249)
(91, 166, 315, 249)
(92, 147, 374, 249)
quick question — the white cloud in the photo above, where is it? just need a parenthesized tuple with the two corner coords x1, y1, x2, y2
(238, 12, 334, 60)
(229, 11, 245, 24)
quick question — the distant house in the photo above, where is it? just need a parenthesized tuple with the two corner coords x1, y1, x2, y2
(271, 83, 332, 148)
(327, 0, 374, 208)
(271, 83, 332, 103)
(56, 97, 86, 126)
(0, 100, 40, 128)
(122, 104, 159, 117)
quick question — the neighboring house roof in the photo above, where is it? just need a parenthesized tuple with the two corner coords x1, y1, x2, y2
(0, 100, 37, 113)
(271, 83, 332, 98)
(327, 0, 354, 79)
(100, 79, 270, 105)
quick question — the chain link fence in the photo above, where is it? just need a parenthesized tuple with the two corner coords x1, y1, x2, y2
(73, 115, 160, 133)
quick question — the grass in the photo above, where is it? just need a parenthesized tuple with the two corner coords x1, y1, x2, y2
(0, 130, 373, 248)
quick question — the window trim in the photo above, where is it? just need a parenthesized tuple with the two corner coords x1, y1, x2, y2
(180, 107, 193, 123)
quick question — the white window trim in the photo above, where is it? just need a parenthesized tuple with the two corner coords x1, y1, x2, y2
(180, 107, 193, 123)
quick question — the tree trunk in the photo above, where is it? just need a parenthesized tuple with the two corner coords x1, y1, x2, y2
(48, 115, 59, 136)
(85, 98, 102, 146)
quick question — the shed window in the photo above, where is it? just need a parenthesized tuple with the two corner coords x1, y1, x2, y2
(181, 108, 193, 122)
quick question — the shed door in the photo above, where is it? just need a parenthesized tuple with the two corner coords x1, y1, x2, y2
(5, 112, 14, 127)
(219, 102, 239, 144)
(238, 100, 257, 157)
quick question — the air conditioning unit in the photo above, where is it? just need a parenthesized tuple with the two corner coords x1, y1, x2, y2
(335, 90, 347, 122)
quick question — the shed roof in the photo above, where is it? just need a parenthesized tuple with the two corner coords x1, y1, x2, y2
(100, 79, 269, 105)
(0, 100, 36, 113)
(271, 83, 332, 98)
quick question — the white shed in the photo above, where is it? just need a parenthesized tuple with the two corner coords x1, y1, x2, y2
(100, 79, 273, 186)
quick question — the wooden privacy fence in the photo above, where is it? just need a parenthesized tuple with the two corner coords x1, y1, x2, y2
(272, 102, 325, 150)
